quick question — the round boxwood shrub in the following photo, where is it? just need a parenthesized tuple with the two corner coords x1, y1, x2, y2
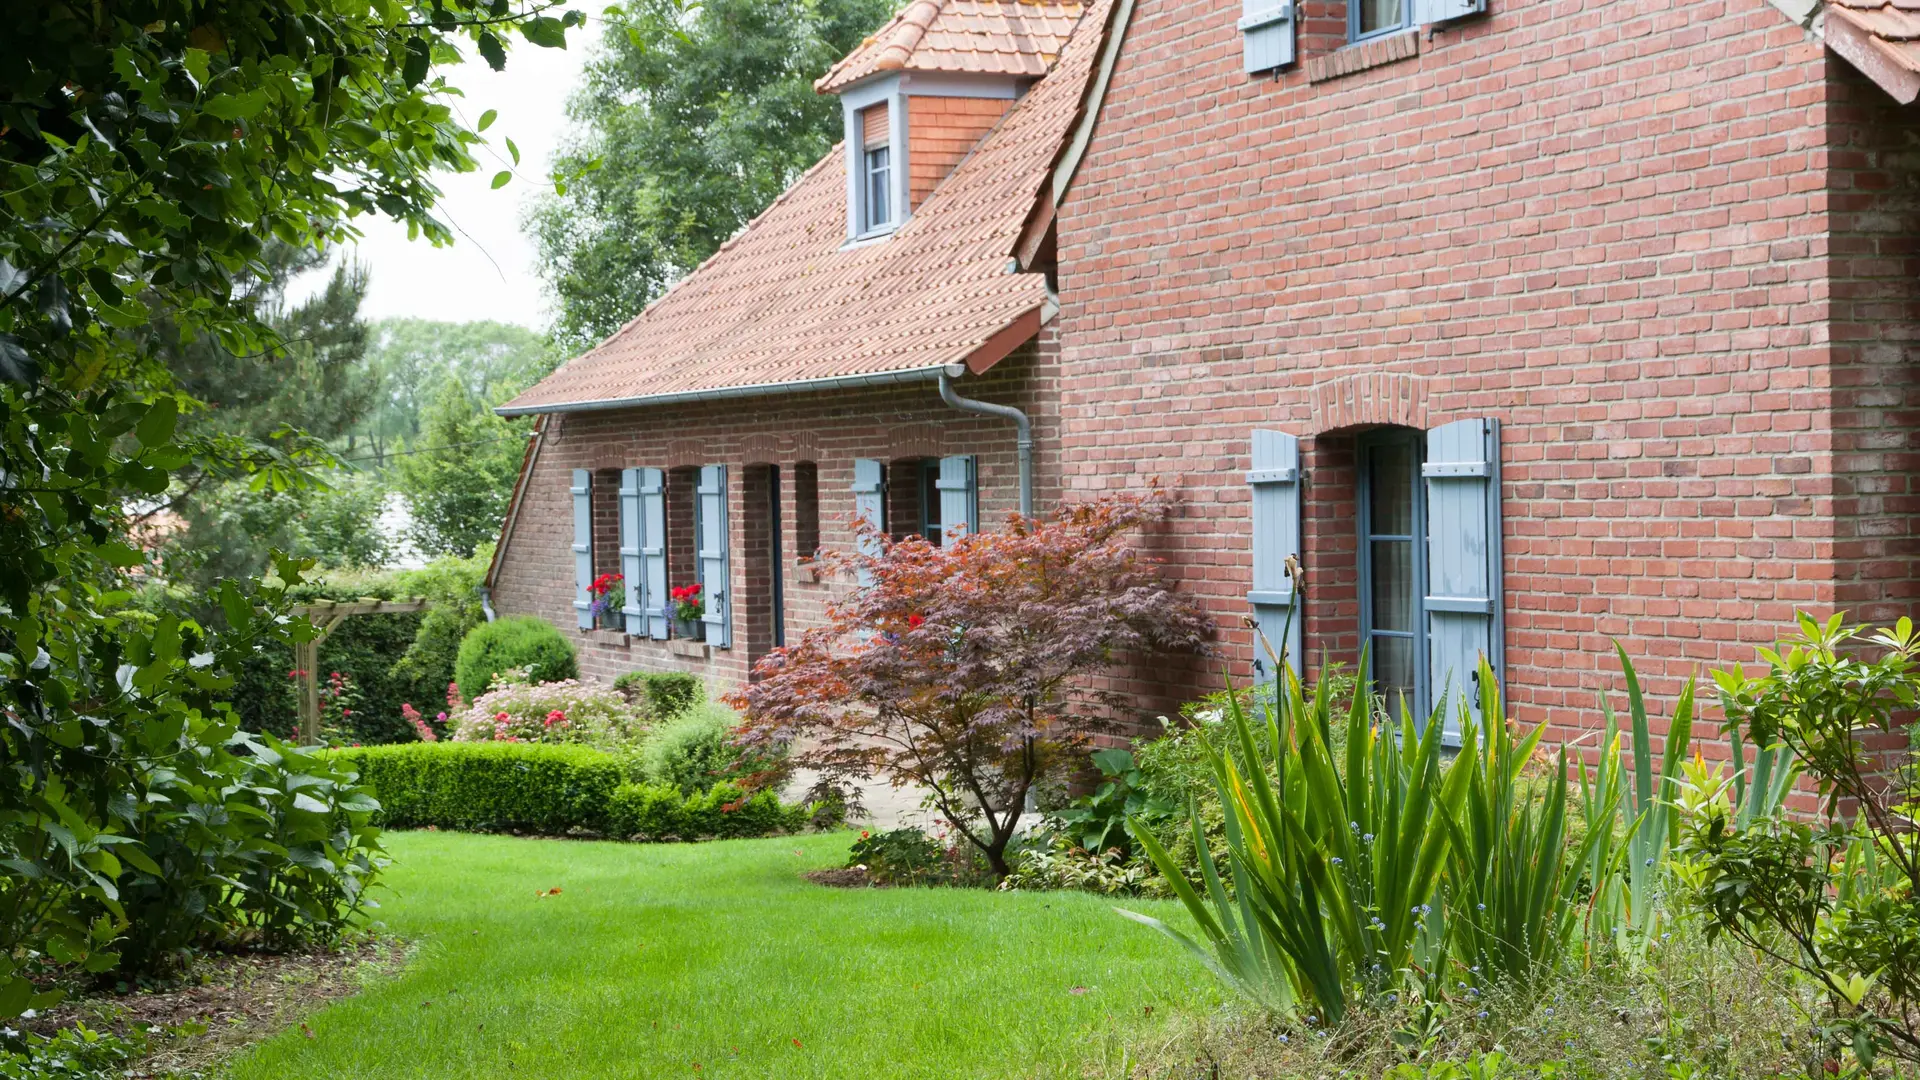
(454, 615, 578, 700)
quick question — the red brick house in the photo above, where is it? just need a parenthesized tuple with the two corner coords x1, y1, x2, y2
(491, 0, 1920, 743)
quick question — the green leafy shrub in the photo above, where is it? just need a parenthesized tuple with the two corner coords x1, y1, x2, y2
(387, 548, 491, 707)
(1002, 831, 1167, 897)
(612, 670, 702, 720)
(844, 827, 992, 887)
(0, 1025, 143, 1080)
(1685, 614, 1920, 1068)
(449, 678, 645, 748)
(636, 701, 782, 794)
(1051, 749, 1175, 857)
(338, 742, 624, 835)
(606, 781, 810, 841)
(114, 733, 386, 973)
(454, 616, 577, 701)
(336, 742, 813, 841)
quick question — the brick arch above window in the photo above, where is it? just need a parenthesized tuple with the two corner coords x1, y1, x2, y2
(1307, 372, 1431, 436)
(663, 438, 711, 469)
(783, 431, 822, 462)
(581, 442, 632, 471)
(738, 434, 782, 465)
(887, 422, 946, 460)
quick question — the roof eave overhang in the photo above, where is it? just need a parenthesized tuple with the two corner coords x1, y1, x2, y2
(1826, 6, 1920, 103)
(492, 303, 1045, 419)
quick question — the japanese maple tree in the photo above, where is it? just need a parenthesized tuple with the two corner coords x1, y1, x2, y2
(730, 489, 1212, 877)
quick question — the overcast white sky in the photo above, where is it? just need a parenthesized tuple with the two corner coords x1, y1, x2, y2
(288, 39, 597, 329)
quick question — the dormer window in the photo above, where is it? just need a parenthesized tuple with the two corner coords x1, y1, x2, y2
(861, 104, 894, 232)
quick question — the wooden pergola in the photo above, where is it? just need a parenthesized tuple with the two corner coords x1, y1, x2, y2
(290, 597, 430, 741)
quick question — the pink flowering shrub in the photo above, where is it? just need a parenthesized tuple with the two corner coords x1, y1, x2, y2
(402, 703, 438, 743)
(448, 679, 645, 748)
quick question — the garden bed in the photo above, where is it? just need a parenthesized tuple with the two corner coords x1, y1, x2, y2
(28, 938, 408, 1078)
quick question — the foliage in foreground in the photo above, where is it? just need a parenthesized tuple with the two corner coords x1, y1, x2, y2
(734, 489, 1213, 877)
(0, 0, 583, 1012)
(1687, 614, 1920, 1067)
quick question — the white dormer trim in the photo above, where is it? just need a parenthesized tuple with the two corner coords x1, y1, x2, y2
(843, 75, 909, 242)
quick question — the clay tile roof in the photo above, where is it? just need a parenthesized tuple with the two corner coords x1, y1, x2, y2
(499, 0, 1111, 416)
(1824, 0, 1920, 99)
(814, 0, 1087, 94)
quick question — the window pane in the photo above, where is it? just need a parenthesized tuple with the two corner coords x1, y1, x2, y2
(1368, 440, 1414, 536)
(865, 147, 890, 228)
(1360, 0, 1402, 34)
(1370, 539, 1413, 632)
(1372, 634, 1415, 722)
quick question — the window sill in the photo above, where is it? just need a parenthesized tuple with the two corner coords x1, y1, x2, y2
(1305, 29, 1418, 83)
(583, 628, 632, 648)
(795, 564, 822, 584)
(667, 638, 710, 661)
(841, 226, 899, 250)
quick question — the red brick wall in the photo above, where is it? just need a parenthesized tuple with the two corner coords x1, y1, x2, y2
(908, 95, 1013, 209)
(1827, 56, 1920, 624)
(1053, 0, 1908, 752)
(490, 333, 1062, 691)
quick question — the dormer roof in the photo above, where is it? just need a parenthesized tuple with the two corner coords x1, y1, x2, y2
(815, 0, 1087, 94)
(496, 0, 1112, 417)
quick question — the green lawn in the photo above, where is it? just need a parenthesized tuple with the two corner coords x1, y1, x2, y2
(224, 830, 1220, 1079)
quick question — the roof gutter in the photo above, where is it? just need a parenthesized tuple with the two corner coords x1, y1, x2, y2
(493, 365, 950, 418)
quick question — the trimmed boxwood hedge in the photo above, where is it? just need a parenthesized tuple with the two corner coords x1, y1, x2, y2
(334, 743, 811, 841)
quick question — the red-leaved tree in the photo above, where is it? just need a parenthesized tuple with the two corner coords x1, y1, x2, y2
(728, 489, 1213, 877)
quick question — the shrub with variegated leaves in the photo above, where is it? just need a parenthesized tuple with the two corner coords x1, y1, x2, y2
(450, 680, 646, 748)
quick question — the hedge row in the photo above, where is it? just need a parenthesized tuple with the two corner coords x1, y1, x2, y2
(333, 742, 814, 841)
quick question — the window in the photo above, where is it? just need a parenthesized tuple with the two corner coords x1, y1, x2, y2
(917, 460, 943, 545)
(864, 146, 892, 231)
(665, 465, 700, 636)
(1357, 429, 1426, 722)
(793, 461, 820, 561)
(859, 103, 893, 233)
(1353, 0, 1409, 39)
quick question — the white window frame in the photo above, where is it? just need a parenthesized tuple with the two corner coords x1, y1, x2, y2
(842, 78, 910, 243)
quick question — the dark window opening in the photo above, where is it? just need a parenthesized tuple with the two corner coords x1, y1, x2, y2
(665, 465, 700, 635)
(793, 461, 820, 561)
(917, 459, 943, 545)
(590, 468, 623, 624)
(1354, 0, 1408, 39)
(1357, 429, 1426, 722)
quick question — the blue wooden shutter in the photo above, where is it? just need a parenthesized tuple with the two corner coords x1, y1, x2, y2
(619, 468, 645, 635)
(1240, 0, 1296, 73)
(1424, 418, 1503, 738)
(570, 468, 594, 629)
(1412, 0, 1484, 25)
(1247, 429, 1303, 681)
(697, 464, 731, 648)
(936, 455, 976, 544)
(852, 459, 885, 583)
(638, 467, 669, 640)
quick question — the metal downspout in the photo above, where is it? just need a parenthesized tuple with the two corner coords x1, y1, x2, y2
(938, 365, 1032, 518)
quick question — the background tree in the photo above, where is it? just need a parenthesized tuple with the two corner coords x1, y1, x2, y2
(529, 0, 893, 350)
(143, 242, 387, 587)
(352, 317, 555, 464)
(731, 491, 1214, 878)
(392, 377, 533, 557)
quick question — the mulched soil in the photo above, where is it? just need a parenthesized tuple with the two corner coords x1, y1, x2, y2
(802, 867, 876, 888)
(25, 937, 409, 1077)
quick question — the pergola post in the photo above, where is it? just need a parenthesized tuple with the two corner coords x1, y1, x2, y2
(289, 598, 432, 743)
